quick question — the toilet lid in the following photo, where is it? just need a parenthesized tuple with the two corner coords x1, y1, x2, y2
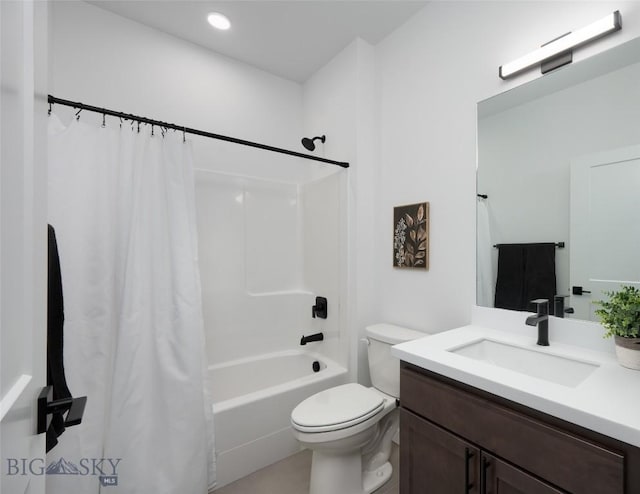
(291, 383, 385, 433)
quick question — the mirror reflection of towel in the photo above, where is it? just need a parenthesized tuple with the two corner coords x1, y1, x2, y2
(47, 224, 72, 452)
(494, 243, 557, 314)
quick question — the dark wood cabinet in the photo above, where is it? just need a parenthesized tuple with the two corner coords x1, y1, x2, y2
(401, 408, 479, 494)
(483, 452, 563, 494)
(401, 408, 562, 494)
(399, 363, 639, 494)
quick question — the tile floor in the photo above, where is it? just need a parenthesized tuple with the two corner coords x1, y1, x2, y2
(213, 444, 400, 494)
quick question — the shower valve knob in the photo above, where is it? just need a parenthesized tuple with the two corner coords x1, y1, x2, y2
(311, 296, 328, 319)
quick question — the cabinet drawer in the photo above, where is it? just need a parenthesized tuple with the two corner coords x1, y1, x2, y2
(401, 366, 624, 494)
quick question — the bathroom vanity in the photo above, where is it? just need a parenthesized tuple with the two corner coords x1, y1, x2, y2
(393, 324, 640, 494)
(400, 363, 640, 493)
(395, 33, 640, 494)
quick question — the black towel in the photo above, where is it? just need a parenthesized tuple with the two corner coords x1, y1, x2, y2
(494, 243, 557, 314)
(47, 224, 72, 452)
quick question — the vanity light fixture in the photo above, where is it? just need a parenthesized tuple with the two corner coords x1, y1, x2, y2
(499, 10, 621, 79)
(207, 12, 231, 31)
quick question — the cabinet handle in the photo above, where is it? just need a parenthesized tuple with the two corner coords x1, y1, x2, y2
(480, 456, 490, 494)
(464, 447, 475, 493)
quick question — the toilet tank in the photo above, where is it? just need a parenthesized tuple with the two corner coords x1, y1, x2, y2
(365, 324, 427, 398)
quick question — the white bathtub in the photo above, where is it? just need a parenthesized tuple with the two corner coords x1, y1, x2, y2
(209, 349, 347, 490)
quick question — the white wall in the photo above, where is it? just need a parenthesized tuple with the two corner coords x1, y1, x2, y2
(302, 39, 378, 383)
(374, 1, 640, 335)
(50, 1, 305, 182)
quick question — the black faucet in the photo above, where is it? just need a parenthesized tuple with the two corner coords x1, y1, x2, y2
(300, 332, 324, 346)
(525, 299, 549, 346)
(554, 295, 574, 318)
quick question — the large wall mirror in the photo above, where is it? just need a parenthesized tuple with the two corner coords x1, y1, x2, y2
(477, 36, 640, 322)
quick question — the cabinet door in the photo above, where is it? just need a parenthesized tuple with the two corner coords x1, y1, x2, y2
(481, 453, 563, 494)
(400, 408, 479, 494)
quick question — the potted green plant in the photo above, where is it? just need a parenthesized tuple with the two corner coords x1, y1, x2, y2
(594, 285, 640, 370)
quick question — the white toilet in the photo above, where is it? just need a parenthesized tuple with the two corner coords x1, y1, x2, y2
(291, 323, 426, 494)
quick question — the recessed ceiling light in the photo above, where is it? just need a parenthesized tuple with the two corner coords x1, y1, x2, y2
(207, 12, 231, 31)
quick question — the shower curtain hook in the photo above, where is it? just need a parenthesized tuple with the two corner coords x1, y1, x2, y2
(183, 127, 186, 143)
(102, 113, 106, 128)
(48, 102, 52, 116)
(151, 125, 154, 137)
(75, 108, 82, 121)
(137, 121, 140, 133)
(119, 117, 123, 128)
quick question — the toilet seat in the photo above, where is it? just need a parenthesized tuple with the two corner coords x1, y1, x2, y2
(291, 383, 385, 433)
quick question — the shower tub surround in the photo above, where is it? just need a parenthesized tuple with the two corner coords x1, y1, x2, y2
(195, 170, 346, 366)
(195, 169, 347, 489)
(209, 350, 347, 489)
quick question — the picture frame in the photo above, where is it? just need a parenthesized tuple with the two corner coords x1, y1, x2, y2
(393, 202, 429, 269)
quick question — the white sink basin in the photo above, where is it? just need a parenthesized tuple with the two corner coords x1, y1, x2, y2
(449, 339, 600, 387)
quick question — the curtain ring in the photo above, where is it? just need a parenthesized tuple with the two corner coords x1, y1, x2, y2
(183, 127, 186, 143)
(75, 108, 82, 121)
(137, 121, 140, 133)
(119, 117, 123, 128)
(151, 125, 154, 137)
(48, 102, 52, 116)
(101, 113, 106, 128)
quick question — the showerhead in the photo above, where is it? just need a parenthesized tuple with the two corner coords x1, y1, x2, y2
(301, 138, 315, 151)
(301, 135, 326, 151)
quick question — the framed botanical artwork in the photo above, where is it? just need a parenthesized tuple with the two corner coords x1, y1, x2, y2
(393, 202, 429, 269)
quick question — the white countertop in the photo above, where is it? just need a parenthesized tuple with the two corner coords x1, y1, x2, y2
(392, 324, 640, 448)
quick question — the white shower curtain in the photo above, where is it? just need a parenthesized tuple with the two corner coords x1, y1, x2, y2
(47, 114, 215, 493)
(477, 198, 495, 307)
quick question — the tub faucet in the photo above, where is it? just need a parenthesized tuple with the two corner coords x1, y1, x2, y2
(300, 332, 324, 345)
(525, 299, 549, 346)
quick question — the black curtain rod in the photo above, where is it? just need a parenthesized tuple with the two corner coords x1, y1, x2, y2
(493, 242, 565, 249)
(47, 95, 350, 169)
